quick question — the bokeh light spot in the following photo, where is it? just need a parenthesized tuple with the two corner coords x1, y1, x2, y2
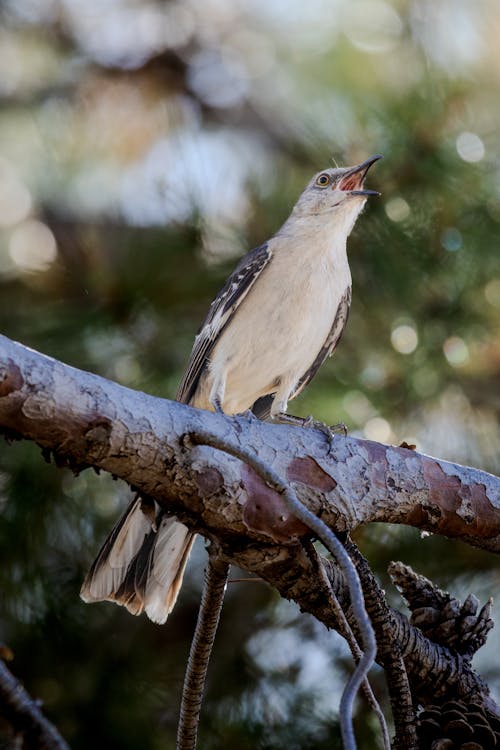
(440, 227, 462, 252)
(360, 361, 386, 390)
(484, 279, 500, 307)
(8, 220, 57, 272)
(391, 324, 418, 354)
(363, 416, 392, 442)
(385, 196, 410, 222)
(456, 131, 485, 162)
(342, 1, 403, 53)
(342, 390, 376, 423)
(443, 336, 469, 366)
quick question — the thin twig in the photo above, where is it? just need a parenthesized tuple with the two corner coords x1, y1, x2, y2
(176, 556, 230, 750)
(188, 429, 377, 750)
(344, 539, 418, 750)
(311, 546, 390, 750)
(0, 658, 70, 750)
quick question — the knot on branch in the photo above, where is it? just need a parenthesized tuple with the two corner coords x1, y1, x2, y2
(417, 700, 500, 749)
(388, 562, 494, 658)
(0, 359, 23, 397)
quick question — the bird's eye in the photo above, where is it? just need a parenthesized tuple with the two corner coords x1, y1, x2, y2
(316, 173, 330, 188)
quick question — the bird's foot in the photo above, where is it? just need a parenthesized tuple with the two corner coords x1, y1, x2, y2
(273, 412, 348, 445)
(238, 408, 259, 421)
(303, 415, 347, 437)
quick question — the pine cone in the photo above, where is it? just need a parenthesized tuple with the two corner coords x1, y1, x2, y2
(388, 562, 493, 657)
(417, 700, 500, 749)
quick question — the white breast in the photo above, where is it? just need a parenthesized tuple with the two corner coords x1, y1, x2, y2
(206, 227, 352, 415)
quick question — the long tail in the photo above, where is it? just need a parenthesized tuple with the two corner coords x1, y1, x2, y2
(80, 496, 195, 624)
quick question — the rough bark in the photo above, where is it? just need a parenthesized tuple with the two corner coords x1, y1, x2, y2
(1, 334, 499, 556)
(177, 557, 230, 750)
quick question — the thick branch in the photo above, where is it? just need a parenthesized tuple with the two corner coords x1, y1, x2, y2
(1, 335, 500, 633)
(1, 335, 499, 554)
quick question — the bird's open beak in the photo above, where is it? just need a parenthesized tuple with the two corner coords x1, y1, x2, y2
(338, 154, 382, 197)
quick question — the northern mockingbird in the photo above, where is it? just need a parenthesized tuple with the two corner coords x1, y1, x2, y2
(81, 154, 381, 623)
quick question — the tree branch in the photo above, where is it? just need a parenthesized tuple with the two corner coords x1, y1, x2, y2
(1, 334, 499, 554)
(320, 555, 499, 719)
(177, 556, 229, 750)
(0, 658, 70, 750)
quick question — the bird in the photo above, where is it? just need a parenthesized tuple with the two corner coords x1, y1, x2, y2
(80, 154, 382, 623)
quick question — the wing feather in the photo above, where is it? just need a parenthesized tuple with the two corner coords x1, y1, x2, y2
(176, 242, 272, 404)
(290, 285, 352, 401)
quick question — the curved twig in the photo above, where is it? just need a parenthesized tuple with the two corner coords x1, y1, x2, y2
(176, 556, 230, 750)
(310, 545, 390, 750)
(0, 658, 70, 750)
(188, 429, 377, 750)
(344, 539, 418, 750)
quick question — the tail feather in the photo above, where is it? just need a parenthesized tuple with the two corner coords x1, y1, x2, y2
(80, 496, 195, 624)
(145, 524, 195, 623)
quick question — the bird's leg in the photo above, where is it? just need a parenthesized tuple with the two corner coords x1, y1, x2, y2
(211, 397, 224, 414)
(209, 374, 226, 414)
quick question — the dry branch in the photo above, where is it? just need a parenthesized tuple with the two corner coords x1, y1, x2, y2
(177, 557, 229, 750)
(1, 334, 499, 556)
(0, 658, 70, 750)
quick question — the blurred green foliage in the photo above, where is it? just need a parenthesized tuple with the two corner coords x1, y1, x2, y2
(1, 1, 500, 748)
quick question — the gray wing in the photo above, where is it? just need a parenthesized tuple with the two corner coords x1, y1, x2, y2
(290, 285, 352, 402)
(176, 242, 272, 405)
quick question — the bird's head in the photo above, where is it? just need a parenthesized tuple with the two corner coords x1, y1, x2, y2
(290, 154, 382, 232)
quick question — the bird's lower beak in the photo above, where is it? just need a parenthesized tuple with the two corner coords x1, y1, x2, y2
(338, 154, 382, 197)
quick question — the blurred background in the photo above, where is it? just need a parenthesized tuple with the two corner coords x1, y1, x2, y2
(1, 0, 500, 747)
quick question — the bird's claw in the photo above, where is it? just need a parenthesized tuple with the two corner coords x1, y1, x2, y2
(239, 408, 258, 421)
(273, 412, 348, 447)
(330, 421, 348, 436)
(302, 416, 348, 444)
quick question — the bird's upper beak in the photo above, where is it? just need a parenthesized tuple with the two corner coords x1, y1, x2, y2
(338, 154, 382, 197)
